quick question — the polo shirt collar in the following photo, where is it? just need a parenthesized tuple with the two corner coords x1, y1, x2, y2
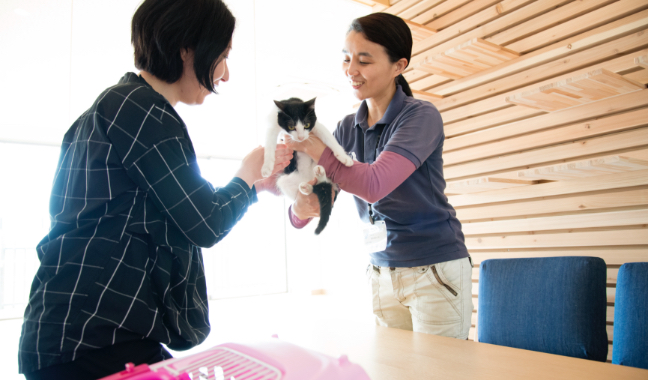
(354, 85, 407, 131)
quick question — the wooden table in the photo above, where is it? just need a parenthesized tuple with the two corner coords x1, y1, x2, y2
(276, 319, 648, 380)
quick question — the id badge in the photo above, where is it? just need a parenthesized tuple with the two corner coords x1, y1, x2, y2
(362, 220, 387, 253)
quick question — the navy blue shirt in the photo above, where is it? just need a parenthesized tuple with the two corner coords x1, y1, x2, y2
(334, 85, 468, 267)
(19, 73, 258, 374)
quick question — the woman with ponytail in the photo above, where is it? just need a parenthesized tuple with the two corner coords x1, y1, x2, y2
(287, 12, 472, 340)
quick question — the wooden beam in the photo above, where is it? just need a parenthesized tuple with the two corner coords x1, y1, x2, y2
(517, 156, 648, 181)
(412, 0, 473, 25)
(461, 209, 648, 235)
(506, 0, 648, 54)
(465, 229, 648, 249)
(449, 169, 648, 208)
(445, 127, 648, 181)
(443, 104, 648, 166)
(412, 0, 538, 57)
(425, 0, 501, 31)
(487, 0, 617, 47)
(412, 89, 443, 102)
(455, 187, 648, 221)
(427, 8, 648, 99)
(399, 0, 445, 20)
(446, 177, 536, 194)
(444, 106, 544, 138)
(444, 88, 648, 156)
(636, 54, 648, 69)
(468, 248, 648, 266)
(435, 32, 648, 117)
(506, 69, 645, 112)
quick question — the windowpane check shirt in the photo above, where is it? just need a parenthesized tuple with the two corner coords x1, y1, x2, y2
(19, 73, 258, 374)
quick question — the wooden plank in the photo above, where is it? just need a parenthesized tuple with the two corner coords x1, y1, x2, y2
(506, 69, 645, 112)
(405, 19, 437, 44)
(461, 209, 648, 235)
(446, 177, 536, 194)
(410, 74, 451, 91)
(428, 10, 648, 99)
(443, 105, 648, 166)
(444, 105, 543, 138)
(487, 0, 617, 47)
(443, 88, 648, 156)
(399, 0, 445, 20)
(517, 156, 648, 181)
(384, 0, 422, 15)
(455, 187, 648, 221)
(507, 0, 648, 54)
(435, 34, 648, 117)
(412, 0, 538, 56)
(449, 168, 648, 208)
(425, 0, 501, 31)
(412, 0, 473, 25)
(419, 38, 520, 79)
(412, 0, 571, 59)
(403, 69, 431, 83)
(468, 247, 648, 266)
(412, 89, 444, 102)
(444, 127, 648, 180)
(636, 54, 648, 69)
(465, 229, 648, 249)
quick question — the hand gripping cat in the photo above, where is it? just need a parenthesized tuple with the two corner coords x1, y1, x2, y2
(262, 97, 353, 234)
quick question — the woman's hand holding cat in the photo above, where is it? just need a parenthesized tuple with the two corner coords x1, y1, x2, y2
(284, 135, 327, 163)
(236, 144, 292, 190)
(292, 178, 322, 219)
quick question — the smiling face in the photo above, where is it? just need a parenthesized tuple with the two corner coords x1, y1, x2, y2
(177, 44, 231, 105)
(342, 31, 406, 102)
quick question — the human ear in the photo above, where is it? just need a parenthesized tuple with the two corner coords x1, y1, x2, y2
(394, 58, 408, 76)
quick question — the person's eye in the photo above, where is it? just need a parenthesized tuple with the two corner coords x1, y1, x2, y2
(359, 61, 370, 65)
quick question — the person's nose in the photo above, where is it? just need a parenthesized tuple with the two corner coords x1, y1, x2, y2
(345, 59, 360, 78)
(222, 61, 230, 83)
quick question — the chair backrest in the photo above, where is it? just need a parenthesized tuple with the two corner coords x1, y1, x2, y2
(477, 256, 608, 361)
(612, 262, 648, 369)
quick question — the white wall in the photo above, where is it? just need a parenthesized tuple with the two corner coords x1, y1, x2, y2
(0, 0, 372, 301)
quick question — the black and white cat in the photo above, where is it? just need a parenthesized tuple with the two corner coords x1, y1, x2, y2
(262, 97, 353, 234)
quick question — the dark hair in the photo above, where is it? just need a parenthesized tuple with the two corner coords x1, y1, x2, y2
(349, 13, 413, 97)
(132, 0, 235, 93)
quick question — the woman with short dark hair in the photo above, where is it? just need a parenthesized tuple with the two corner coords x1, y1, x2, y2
(18, 1, 291, 379)
(288, 12, 473, 339)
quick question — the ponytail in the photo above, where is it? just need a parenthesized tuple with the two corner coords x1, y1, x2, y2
(396, 74, 413, 97)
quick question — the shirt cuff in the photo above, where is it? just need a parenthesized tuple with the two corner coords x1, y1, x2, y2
(231, 177, 259, 205)
(288, 204, 312, 229)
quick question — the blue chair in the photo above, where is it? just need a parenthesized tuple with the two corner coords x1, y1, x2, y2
(612, 262, 648, 369)
(477, 256, 608, 361)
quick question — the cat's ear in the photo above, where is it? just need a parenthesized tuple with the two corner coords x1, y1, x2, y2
(305, 97, 316, 110)
(273, 100, 286, 112)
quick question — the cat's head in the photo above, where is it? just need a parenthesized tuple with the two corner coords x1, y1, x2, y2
(273, 97, 317, 142)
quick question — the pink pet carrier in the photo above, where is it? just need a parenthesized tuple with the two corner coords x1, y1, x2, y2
(99, 335, 371, 380)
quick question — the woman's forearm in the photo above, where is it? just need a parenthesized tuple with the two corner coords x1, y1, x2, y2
(319, 148, 415, 203)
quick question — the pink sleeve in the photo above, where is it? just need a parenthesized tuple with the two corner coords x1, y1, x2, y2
(318, 148, 416, 203)
(288, 204, 312, 229)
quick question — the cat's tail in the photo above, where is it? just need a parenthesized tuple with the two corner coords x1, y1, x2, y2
(312, 182, 335, 235)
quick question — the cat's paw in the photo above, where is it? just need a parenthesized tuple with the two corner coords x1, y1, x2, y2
(335, 152, 354, 167)
(299, 182, 313, 195)
(261, 161, 274, 178)
(314, 165, 326, 180)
